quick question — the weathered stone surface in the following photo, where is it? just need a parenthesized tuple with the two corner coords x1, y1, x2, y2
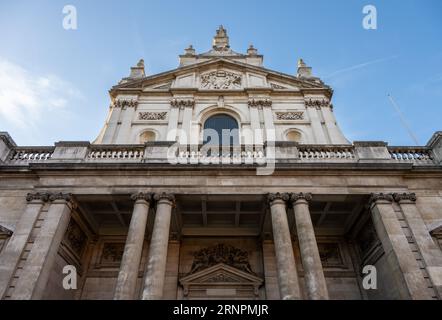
(268, 194, 301, 299)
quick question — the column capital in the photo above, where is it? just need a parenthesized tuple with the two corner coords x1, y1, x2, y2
(369, 193, 394, 206)
(290, 192, 312, 203)
(154, 192, 175, 204)
(393, 192, 417, 203)
(267, 192, 290, 204)
(170, 98, 195, 109)
(130, 192, 153, 203)
(26, 192, 50, 203)
(48, 192, 77, 209)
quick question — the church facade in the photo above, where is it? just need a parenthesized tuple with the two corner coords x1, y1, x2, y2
(1, 26, 442, 300)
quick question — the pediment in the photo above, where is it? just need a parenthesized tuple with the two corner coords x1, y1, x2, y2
(180, 263, 263, 286)
(112, 58, 329, 93)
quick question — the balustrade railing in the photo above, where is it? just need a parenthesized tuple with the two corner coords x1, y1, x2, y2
(176, 145, 266, 164)
(298, 145, 356, 160)
(8, 147, 54, 163)
(86, 145, 145, 161)
(388, 147, 434, 164)
(2, 143, 439, 166)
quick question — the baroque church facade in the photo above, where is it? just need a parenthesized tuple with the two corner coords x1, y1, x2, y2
(0, 26, 442, 300)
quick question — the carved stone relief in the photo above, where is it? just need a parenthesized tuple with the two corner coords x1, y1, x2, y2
(200, 71, 242, 89)
(138, 112, 167, 120)
(189, 243, 254, 275)
(275, 111, 304, 120)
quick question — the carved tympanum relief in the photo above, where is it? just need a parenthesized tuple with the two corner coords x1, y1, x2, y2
(200, 71, 242, 89)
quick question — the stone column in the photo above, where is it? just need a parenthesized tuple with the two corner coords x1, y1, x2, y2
(290, 192, 329, 300)
(369, 193, 432, 299)
(11, 193, 74, 300)
(114, 192, 152, 300)
(267, 193, 301, 299)
(393, 193, 442, 299)
(142, 193, 175, 300)
(0, 193, 49, 299)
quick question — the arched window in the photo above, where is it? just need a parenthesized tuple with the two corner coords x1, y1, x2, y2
(139, 130, 156, 143)
(203, 114, 239, 145)
(286, 130, 301, 143)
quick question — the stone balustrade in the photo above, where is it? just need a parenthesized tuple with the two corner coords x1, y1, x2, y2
(298, 145, 355, 161)
(176, 145, 265, 164)
(1, 132, 441, 167)
(86, 145, 145, 161)
(8, 147, 55, 163)
(388, 146, 434, 164)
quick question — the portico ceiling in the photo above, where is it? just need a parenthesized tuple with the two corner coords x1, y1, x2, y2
(75, 194, 369, 238)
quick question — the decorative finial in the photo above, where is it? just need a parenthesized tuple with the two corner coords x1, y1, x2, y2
(298, 58, 306, 68)
(247, 44, 258, 56)
(213, 25, 230, 50)
(184, 44, 195, 56)
(297, 58, 312, 78)
(129, 58, 145, 79)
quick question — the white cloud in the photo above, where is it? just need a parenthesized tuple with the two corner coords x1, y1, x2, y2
(0, 57, 82, 129)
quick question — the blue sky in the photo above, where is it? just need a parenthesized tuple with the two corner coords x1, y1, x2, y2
(0, 0, 441, 146)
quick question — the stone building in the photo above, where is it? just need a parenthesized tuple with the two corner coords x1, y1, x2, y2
(1, 26, 442, 300)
